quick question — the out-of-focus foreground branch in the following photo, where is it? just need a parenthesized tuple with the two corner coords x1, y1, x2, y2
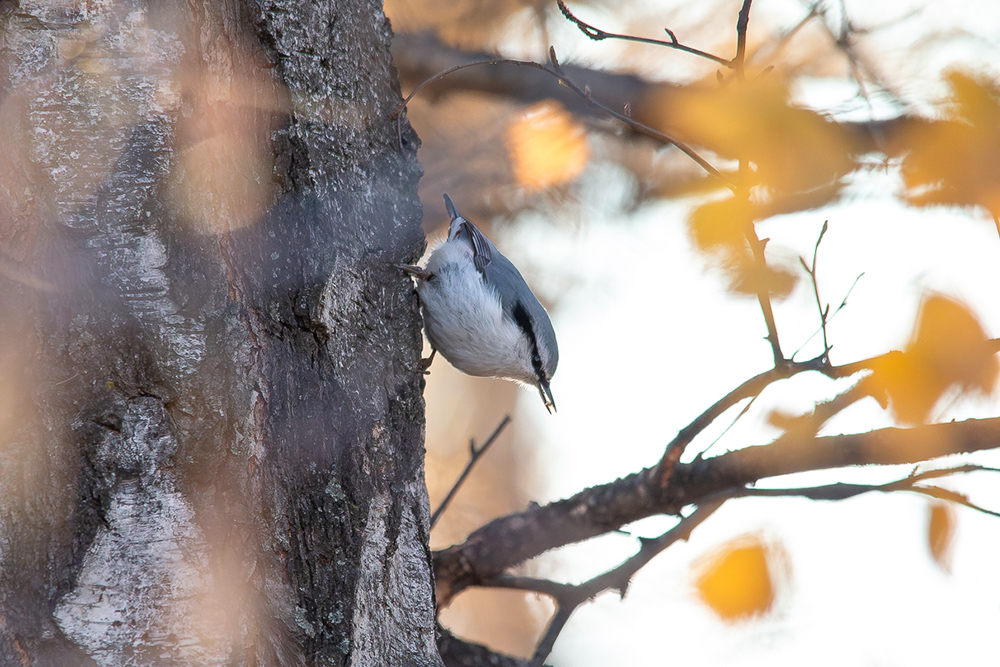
(391, 30, 923, 160)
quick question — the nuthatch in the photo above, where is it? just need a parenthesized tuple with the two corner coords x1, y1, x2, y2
(401, 194, 559, 412)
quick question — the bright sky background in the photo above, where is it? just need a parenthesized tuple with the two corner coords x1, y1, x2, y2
(475, 1, 1000, 664)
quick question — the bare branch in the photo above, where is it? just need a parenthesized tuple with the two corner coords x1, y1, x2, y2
(390, 31, 932, 165)
(435, 412, 1000, 604)
(658, 353, 829, 484)
(710, 464, 1000, 518)
(792, 269, 864, 360)
(798, 220, 831, 360)
(556, 0, 732, 68)
(483, 500, 726, 666)
(744, 220, 785, 367)
(431, 415, 512, 529)
(695, 392, 761, 461)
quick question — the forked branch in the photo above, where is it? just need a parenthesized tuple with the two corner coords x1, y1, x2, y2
(556, 0, 732, 67)
(484, 499, 727, 666)
(431, 415, 513, 528)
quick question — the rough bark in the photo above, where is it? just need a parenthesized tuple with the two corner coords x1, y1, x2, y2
(0, 1, 437, 665)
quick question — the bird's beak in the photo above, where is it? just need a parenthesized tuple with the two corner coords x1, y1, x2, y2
(537, 378, 556, 414)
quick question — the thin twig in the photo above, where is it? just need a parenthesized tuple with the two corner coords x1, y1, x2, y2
(695, 392, 761, 461)
(747, 2, 820, 67)
(430, 415, 512, 528)
(707, 464, 1000, 518)
(745, 221, 785, 367)
(484, 499, 727, 667)
(791, 270, 864, 360)
(389, 52, 733, 188)
(734, 0, 755, 76)
(798, 220, 831, 360)
(658, 351, 828, 485)
(556, 0, 732, 67)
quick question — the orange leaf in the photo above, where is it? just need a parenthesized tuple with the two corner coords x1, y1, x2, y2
(900, 70, 1000, 218)
(869, 295, 998, 423)
(694, 535, 778, 621)
(506, 101, 590, 191)
(927, 501, 956, 573)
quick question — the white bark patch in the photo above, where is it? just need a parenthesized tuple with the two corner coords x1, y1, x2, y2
(349, 487, 442, 667)
(55, 398, 228, 666)
(54, 479, 227, 666)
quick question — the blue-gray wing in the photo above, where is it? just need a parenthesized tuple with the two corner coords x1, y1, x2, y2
(459, 220, 495, 274)
(483, 253, 560, 375)
(444, 193, 495, 273)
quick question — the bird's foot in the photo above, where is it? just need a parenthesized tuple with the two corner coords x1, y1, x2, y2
(397, 263, 430, 281)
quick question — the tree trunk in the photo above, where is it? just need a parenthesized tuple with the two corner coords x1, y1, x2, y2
(0, 1, 436, 665)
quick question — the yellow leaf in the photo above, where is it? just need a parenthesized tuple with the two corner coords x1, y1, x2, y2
(687, 196, 797, 298)
(927, 501, 956, 573)
(688, 196, 751, 254)
(694, 535, 779, 621)
(869, 295, 998, 423)
(650, 77, 854, 194)
(901, 70, 1000, 218)
(728, 260, 797, 299)
(505, 101, 590, 191)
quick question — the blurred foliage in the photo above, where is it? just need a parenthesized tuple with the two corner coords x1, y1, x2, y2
(900, 69, 1000, 220)
(694, 534, 780, 621)
(660, 76, 855, 195)
(687, 195, 797, 298)
(927, 501, 956, 573)
(385, 0, 558, 49)
(171, 65, 284, 234)
(867, 295, 998, 424)
(505, 101, 590, 190)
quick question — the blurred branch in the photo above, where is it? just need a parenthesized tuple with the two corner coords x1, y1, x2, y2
(747, 2, 820, 67)
(556, 0, 731, 68)
(392, 31, 650, 119)
(829, 338, 1000, 379)
(391, 47, 731, 186)
(483, 500, 726, 667)
(391, 30, 928, 158)
(431, 415, 512, 528)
